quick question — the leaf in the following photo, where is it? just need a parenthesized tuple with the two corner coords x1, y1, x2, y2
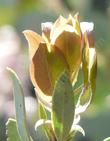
(7, 68, 32, 141)
(37, 103, 56, 141)
(75, 83, 92, 115)
(52, 71, 75, 141)
(6, 118, 21, 141)
(39, 103, 48, 119)
(103, 137, 110, 141)
(80, 33, 97, 112)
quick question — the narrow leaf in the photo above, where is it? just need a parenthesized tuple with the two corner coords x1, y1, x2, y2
(7, 68, 32, 141)
(39, 103, 48, 119)
(38, 103, 56, 141)
(75, 83, 92, 115)
(6, 118, 21, 141)
(52, 71, 75, 141)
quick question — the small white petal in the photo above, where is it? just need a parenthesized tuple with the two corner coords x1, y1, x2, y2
(80, 22, 94, 34)
(41, 22, 53, 32)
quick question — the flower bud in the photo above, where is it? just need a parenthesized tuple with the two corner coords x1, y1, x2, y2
(23, 14, 96, 97)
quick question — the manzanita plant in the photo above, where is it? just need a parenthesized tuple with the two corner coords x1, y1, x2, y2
(6, 13, 98, 141)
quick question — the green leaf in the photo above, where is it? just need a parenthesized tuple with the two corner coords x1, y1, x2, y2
(103, 137, 110, 141)
(39, 103, 48, 119)
(52, 71, 75, 141)
(81, 33, 97, 111)
(38, 103, 56, 141)
(76, 83, 92, 114)
(6, 118, 21, 141)
(7, 68, 32, 141)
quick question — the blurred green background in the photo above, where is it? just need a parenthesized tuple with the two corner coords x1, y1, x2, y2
(0, 0, 110, 141)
